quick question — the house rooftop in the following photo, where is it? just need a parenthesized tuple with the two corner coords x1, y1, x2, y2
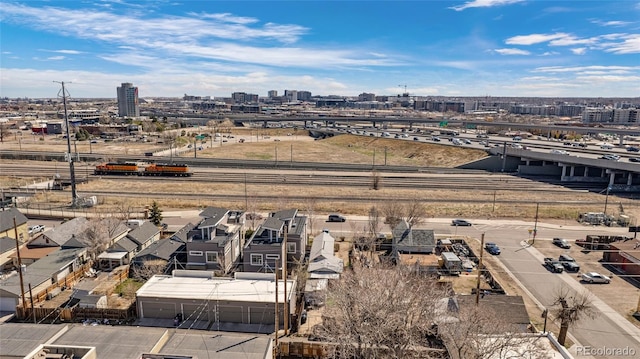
(127, 221, 160, 246)
(136, 270, 295, 303)
(0, 208, 28, 233)
(134, 237, 184, 262)
(0, 322, 273, 359)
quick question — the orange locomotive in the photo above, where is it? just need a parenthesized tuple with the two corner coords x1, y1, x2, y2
(94, 162, 140, 175)
(94, 162, 192, 176)
(143, 163, 192, 177)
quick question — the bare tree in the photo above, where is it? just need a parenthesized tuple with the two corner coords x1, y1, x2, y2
(404, 199, 428, 228)
(382, 199, 428, 230)
(303, 197, 318, 237)
(80, 219, 113, 260)
(314, 264, 449, 359)
(131, 259, 168, 281)
(381, 201, 404, 231)
(439, 301, 551, 359)
(552, 287, 597, 346)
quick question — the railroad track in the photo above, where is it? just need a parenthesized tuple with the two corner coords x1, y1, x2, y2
(1, 163, 586, 193)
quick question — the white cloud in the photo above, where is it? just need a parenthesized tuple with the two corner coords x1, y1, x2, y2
(39, 49, 83, 55)
(1, 3, 397, 70)
(533, 65, 640, 73)
(450, 0, 524, 12)
(591, 19, 632, 27)
(505, 33, 570, 45)
(494, 48, 531, 55)
(571, 48, 587, 55)
(597, 34, 640, 54)
(47, 56, 65, 60)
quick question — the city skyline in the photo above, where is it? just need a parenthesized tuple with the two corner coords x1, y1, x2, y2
(1, 0, 639, 99)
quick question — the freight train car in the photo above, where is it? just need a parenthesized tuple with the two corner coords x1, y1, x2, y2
(143, 163, 192, 177)
(94, 162, 140, 175)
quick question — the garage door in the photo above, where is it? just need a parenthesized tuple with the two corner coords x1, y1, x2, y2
(182, 303, 209, 322)
(140, 301, 176, 319)
(0, 296, 17, 312)
(249, 305, 275, 325)
(218, 305, 244, 323)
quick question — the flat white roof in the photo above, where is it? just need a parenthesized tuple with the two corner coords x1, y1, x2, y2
(136, 274, 295, 303)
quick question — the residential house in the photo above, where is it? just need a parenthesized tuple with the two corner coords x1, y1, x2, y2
(0, 208, 29, 244)
(391, 220, 436, 257)
(136, 270, 295, 334)
(0, 236, 18, 270)
(29, 217, 89, 248)
(308, 230, 343, 279)
(131, 224, 192, 274)
(185, 208, 244, 273)
(98, 221, 161, 270)
(0, 247, 86, 312)
(243, 209, 307, 273)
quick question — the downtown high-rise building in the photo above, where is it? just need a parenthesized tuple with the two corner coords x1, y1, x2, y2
(117, 82, 139, 117)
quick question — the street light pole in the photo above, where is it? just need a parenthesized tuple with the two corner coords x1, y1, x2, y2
(532, 203, 539, 244)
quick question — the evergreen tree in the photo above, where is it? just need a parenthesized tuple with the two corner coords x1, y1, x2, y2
(148, 201, 163, 226)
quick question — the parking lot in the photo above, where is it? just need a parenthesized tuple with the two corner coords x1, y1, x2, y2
(534, 238, 640, 327)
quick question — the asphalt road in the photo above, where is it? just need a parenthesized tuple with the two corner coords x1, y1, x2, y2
(441, 220, 640, 359)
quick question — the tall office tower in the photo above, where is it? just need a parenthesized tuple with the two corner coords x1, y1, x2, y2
(117, 83, 140, 117)
(268, 90, 278, 98)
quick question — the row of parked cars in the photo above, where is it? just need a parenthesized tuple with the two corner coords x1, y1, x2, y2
(546, 237, 611, 284)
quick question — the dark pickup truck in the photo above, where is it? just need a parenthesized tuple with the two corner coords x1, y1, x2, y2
(559, 254, 580, 272)
(544, 257, 564, 273)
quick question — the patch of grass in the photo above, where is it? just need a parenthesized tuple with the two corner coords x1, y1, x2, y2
(114, 278, 144, 299)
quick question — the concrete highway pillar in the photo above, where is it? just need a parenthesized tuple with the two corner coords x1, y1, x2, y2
(561, 165, 567, 178)
(609, 172, 615, 186)
(627, 173, 633, 186)
(584, 166, 589, 178)
(570, 166, 575, 177)
(601, 168, 606, 177)
(619, 136, 625, 146)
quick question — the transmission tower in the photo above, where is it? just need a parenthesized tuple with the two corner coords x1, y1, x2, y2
(54, 81, 79, 208)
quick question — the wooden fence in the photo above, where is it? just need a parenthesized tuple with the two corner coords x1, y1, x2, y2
(16, 304, 136, 324)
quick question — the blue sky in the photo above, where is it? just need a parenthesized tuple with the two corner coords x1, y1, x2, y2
(1, 0, 639, 98)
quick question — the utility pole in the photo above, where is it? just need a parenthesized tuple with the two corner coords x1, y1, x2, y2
(476, 233, 485, 305)
(13, 218, 27, 315)
(274, 259, 280, 354)
(55, 81, 78, 207)
(532, 203, 539, 244)
(282, 226, 289, 335)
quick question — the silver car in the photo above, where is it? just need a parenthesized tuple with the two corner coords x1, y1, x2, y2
(581, 272, 611, 284)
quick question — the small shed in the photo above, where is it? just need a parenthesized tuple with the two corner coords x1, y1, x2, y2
(441, 252, 462, 274)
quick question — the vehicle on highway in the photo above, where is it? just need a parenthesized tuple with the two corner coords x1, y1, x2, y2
(626, 146, 640, 152)
(552, 237, 571, 249)
(485, 242, 501, 255)
(600, 143, 614, 150)
(550, 149, 570, 155)
(629, 157, 640, 163)
(28, 224, 45, 235)
(513, 136, 522, 141)
(544, 257, 564, 273)
(431, 136, 441, 142)
(413, 137, 420, 141)
(559, 254, 580, 272)
(511, 143, 523, 149)
(452, 138, 463, 145)
(581, 272, 611, 284)
(600, 154, 620, 161)
(451, 219, 472, 226)
(327, 214, 346, 222)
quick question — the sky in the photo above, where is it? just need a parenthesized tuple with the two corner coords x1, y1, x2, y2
(1, 0, 639, 99)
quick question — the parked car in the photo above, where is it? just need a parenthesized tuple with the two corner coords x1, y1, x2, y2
(559, 254, 580, 272)
(581, 272, 611, 284)
(485, 242, 501, 255)
(600, 154, 620, 161)
(543, 257, 564, 273)
(327, 214, 346, 222)
(451, 219, 472, 226)
(552, 237, 571, 249)
(28, 224, 45, 235)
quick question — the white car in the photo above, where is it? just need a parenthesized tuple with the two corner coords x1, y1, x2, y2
(28, 224, 45, 235)
(581, 272, 611, 284)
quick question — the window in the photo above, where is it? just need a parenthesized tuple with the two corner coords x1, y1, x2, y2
(287, 242, 296, 254)
(250, 254, 263, 266)
(189, 250, 203, 256)
(206, 251, 218, 263)
(265, 254, 280, 260)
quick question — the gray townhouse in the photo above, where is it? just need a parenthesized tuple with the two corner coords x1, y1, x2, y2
(184, 207, 245, 274)
(98, 220, 161, 270)
(242, 209, 307, 273)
